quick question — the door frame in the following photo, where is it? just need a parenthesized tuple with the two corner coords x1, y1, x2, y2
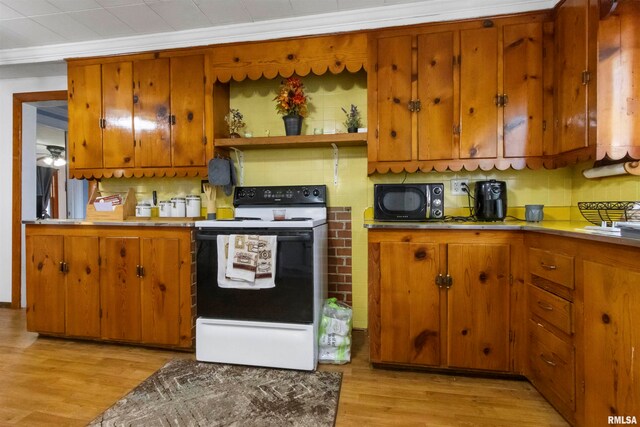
(12, 91, 68, 309)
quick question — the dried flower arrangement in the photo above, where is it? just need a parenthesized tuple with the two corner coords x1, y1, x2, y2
(274, 77, 309, 117)
(224, 109, 246, 137)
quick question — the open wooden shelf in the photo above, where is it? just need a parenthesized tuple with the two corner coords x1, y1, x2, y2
(215, 132, 367, 149)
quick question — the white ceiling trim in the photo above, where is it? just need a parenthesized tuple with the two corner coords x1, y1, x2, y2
(0, 0, 557, 66)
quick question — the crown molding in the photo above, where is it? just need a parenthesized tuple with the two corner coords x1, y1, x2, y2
(0, 0, 558, 66)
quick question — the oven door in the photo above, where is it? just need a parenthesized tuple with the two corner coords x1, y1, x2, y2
(196, 227, 314, 324)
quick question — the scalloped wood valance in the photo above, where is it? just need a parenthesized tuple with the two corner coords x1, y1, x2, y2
(367, 149, 595, 174)
(69, 167, 208, 180)
(209, 33, 368, 83)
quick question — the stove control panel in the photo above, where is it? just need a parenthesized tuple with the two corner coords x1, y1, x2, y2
(233, 185, 327, 206)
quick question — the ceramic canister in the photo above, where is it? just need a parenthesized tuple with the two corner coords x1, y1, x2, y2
(158, 200, 171, 217)
(171, 197, 186, 217)
(186, 195, 201, 218)
(135, 202, 152, 217)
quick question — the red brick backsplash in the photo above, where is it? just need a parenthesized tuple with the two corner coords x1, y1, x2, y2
(328, 207, 352, 306)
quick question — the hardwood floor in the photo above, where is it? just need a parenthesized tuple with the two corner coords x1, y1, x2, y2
(0, 308, 568, 426)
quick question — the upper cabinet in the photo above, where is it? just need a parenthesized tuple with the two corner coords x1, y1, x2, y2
(597, 0, 640, 161)
(368, 14, 551, 174)
(553, 0, 599, 157)
(67, 53, 209, 179)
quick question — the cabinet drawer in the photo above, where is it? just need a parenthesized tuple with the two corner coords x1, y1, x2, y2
(528, 247, 574, 290)
(528, 284, 573, 335)
(528, 320, 575, 411)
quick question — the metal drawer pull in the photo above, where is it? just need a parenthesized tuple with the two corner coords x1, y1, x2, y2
(537, 301, 554, 311)
(539, 353, 557, 367)
(540, 262, 557, 271)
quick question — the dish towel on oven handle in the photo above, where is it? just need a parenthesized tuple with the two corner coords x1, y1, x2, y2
(216, 235, 277, 289)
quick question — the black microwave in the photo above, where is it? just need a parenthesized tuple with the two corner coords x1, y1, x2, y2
(374, 183, 444, 221)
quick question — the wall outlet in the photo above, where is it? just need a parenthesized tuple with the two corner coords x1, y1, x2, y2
(451, 179, 469, 195)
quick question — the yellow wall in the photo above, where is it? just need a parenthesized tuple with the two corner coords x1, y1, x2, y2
(98, 71, 640, 329)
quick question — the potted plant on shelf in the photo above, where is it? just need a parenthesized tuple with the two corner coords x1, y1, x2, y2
(274, 77, 308, 136)
(342, 104, 361, 133)
(225, 108, 246, 138)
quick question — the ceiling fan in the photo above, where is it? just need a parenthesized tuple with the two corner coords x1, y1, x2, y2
(37, 145, 67, 167)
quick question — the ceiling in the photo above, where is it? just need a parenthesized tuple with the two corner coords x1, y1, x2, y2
(0, 0, 558, 66)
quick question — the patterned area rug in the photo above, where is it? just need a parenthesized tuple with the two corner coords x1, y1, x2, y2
(89, 359, 342, 426)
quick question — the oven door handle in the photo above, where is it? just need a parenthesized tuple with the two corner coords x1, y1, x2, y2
(196, 234, 311, 242)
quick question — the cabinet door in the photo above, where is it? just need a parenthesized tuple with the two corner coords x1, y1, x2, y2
(25, 235, 65, 334)
(100, 237, 141, 341)
(379, 242, 441, 365)
(133, 58, 171, 168)
(503, 23, 544, 157)
(171, 55, 206, 167)
(555, 0, 589, 153)
(460, 27, 499, 159)
(65, 236, 101, 338)
(68, 64, 103, 170)
(376, 36, 413, 162)
(102, 61, 134, 168)
(447, 243, 510, 371)
(417, 31, 455, 160)
(583, 260, 640, 426)
(140, 237, 181, 345)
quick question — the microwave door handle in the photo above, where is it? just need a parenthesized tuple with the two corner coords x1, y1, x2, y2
(425, 190, 431, 219)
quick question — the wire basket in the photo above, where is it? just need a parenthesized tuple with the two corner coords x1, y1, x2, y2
(577, 201, 640, 226)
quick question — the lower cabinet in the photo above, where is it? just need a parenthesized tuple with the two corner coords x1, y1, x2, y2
(525, 233, 640, 427)
(369, 230, 522, 372)
(25, 225, 193, 349)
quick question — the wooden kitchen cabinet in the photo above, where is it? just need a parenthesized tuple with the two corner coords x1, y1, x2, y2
(25, 235, 65, 334)
(25, 224, 194, 349)
(26, 235, 101, 338)
(368, 14, 549, 173)
(553, 0, 598, 155)
(525, 234, 577, 424)
(65, 236, 101, 338)
(369, 229, 522, 373)
(100, 237, 141, 342)
(67, 54, 207, 178)
(582, 253, 640, 426)
(67, 64, 103, 170)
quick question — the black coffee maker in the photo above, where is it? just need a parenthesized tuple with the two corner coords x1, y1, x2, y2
(474, 180, 507, 221)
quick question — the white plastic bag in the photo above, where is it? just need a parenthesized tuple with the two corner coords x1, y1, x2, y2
(318, 298, 352, 364)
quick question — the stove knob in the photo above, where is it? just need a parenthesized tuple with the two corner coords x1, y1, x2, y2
(303, 189, 310, 197)
(312, 188, 320, 197)
(248, 189, 256, 198)
(286, 190, 293, 198)
(237, 189, 246, 198)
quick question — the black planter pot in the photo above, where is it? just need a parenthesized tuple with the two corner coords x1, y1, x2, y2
(283, 114, 303, 136)
(347, 127, 358, 133)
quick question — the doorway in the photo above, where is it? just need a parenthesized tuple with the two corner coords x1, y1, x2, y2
(12, 91, 67, 309)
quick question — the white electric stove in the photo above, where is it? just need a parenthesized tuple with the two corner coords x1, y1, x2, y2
(195, 185, 328, 371)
